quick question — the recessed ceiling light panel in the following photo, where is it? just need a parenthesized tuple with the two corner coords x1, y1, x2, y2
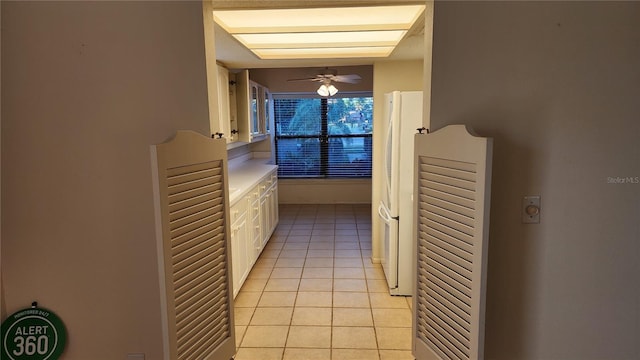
(254, 47, 396, 60)
(234, 30, 407, 49)
(213, 5, 425, 33)
(212, 5, 426, 60)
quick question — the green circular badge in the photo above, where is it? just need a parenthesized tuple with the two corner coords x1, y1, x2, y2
(1, 305, 67, 360)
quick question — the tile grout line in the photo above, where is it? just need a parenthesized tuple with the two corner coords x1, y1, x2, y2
(237, 204, 408, 360)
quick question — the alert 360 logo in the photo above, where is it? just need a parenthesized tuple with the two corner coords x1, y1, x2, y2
(1, 304, 67, 360)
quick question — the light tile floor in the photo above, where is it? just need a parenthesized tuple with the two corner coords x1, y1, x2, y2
(234, 204, 415, 360)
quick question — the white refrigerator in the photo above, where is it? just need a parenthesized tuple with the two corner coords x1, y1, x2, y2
(378, 91, 423, 296)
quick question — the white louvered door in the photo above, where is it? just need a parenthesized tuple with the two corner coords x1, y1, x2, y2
(151, 131, 235, 360)
(412, 125, 493, 360)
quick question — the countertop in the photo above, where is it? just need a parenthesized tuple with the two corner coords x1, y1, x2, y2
(228, 158, 278, 205)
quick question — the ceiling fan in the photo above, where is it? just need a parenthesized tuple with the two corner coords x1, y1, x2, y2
(288, 68, 362, 84)
(287, 68, 361, 96)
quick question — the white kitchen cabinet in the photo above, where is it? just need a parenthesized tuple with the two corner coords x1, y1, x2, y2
(259, 171, 279, 248)
(267, 174, 279, 237)
(230, 194, 251, 298)
(228, 163, 279, 297)
(259, 185, 269, 247)
(260, 86, 273, 134)
(235, 70, 271, 143)
(215, 65, 239, 144)
(250, 81, 261, 136)
(249, 187, 262, 266)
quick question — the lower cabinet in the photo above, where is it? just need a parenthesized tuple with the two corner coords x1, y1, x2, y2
(250, 188, 262, 268)
(230, 195, 250, 298)
(260, 172, 279, 249)
(230, 168, 278, 298)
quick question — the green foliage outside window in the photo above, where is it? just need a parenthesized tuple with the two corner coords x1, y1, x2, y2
(275, 96, 373, 178)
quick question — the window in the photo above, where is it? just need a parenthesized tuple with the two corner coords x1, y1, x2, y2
(274, 94, 373, 178)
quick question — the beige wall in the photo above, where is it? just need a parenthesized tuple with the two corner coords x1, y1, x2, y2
(370, 60, 424, 262)
(430, 2, 640, 359)
(279, 179, 371, 204)
(2, 2, 211, 358)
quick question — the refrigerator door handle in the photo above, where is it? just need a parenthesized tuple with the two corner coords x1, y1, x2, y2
(378, 202, 391, 223)
(383, 92, 401, 216)
(383, 113, 394, 203)
(378, 202, 398, 223)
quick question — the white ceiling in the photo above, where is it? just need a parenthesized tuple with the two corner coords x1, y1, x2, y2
(211, 1, 426, 69)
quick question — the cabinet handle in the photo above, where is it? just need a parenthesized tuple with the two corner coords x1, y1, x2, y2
(231, 129, 239, 135)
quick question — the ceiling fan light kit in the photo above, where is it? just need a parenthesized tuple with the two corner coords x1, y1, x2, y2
(317, 84, 339, 97)
(288, 68, 361, 97)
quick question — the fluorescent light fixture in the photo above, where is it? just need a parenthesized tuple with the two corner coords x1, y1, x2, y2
(212, 5, 425, 60)
(213, 5, 424, 33)
(254, 46, 396, 60)
(234, 30, 407, 49)
(317, 84, 338, 97)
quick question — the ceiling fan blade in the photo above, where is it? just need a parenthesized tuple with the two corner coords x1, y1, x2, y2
(287, 77, 323, 82)
(332, 74, 362, 84)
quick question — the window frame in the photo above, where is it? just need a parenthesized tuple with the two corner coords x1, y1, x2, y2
(273, 91, 373, 179)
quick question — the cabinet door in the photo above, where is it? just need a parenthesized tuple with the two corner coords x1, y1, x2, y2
(216, 65, 232, 143)
(263, 87, 272, 133)
(235, 70, 270, 143)
(250, 189, 262, 264)
(259, 187, 269, 246)
(240, 213, 252, 289)
(265, 87, 276, 164)
(268, 184, 278, 236)
(264, 187, 275, 247)
(234, 70, 252, 142)
(230, 202, 250, 298)
(251, 214, 262, 264)
(228, 72, 238, 141)
(250, 81, 260, 136)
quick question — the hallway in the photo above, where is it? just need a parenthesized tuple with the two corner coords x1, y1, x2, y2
(233, 204, 414, 360)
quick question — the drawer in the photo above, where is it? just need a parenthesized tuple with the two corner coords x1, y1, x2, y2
(229, 197, 248, 224)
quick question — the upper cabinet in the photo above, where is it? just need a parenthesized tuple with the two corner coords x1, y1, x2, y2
(235, 70, 271, 143)
(261, 86, 273, 134)
(249, 81, 260, 137)
(215, 65, 238, 144)
(214, 68, 272, 146)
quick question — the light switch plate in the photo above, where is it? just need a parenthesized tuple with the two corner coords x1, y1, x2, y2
(522, 196, 541, 224)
